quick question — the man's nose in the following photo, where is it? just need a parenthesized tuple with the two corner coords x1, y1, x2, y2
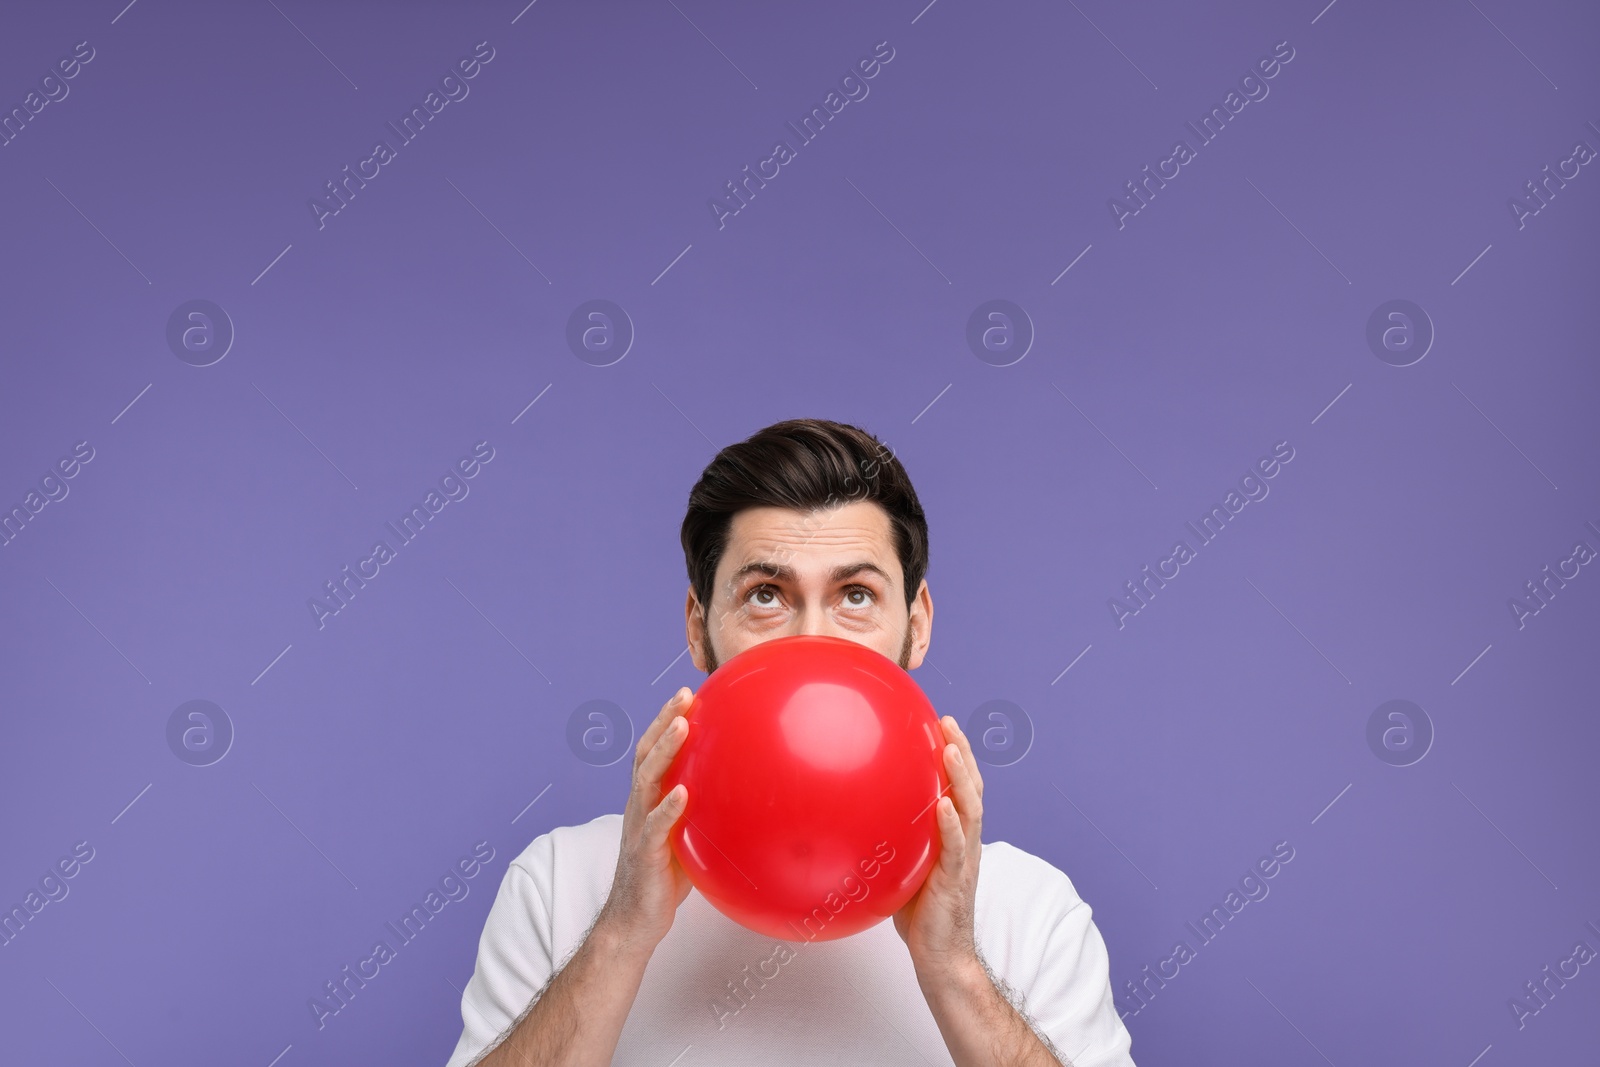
(795, 604, 835, 638)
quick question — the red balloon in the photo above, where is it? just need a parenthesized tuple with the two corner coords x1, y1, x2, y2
(661, 634, 949, 942)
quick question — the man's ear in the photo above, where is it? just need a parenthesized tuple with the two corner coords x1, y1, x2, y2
(685, 587, 710, 672)
(904, 578, 933, 670)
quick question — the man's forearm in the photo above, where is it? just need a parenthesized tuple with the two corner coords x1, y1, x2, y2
(918, 951, 1071, 1067)
(474, 916, 654, 1067)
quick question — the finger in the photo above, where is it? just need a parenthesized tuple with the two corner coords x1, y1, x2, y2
(633, 712, 691, 809)
(635, 687, 693, 771)
(942, 716, 984, 798)
(935, 795, 966, 875)
(642, 781, 688, 848)
(637, 687, 692, 765)
(943, 738, 982, 823)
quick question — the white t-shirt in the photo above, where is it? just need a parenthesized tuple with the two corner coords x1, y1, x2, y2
(444, 813, 1136, 1066)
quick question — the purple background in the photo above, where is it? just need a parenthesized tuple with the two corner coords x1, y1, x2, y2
(2, 0, 1597, 1064)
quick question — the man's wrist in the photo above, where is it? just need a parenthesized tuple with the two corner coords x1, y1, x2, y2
(590, 908, 661, 967)
(913, 947, 989, 1004)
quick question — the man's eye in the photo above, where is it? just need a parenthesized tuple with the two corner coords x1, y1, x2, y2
(843, 586, 875, 607)
(747, 585, 780, 606)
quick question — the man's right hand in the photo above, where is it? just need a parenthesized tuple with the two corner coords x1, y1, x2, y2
(470, 687, 698, 1067)
(595, 685, 696, 956)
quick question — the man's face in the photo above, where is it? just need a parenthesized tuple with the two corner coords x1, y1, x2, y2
(686, 500, 932, 673)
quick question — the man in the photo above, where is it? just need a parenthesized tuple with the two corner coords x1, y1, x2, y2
(444, 418, 1136, 1066)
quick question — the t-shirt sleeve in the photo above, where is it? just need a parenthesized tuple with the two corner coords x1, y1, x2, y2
(993, 849, 1136, 1067)
(442, 849, 556, 1067)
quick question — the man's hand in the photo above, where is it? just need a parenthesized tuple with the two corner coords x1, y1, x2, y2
(595, 686, 697, 954)
(893, 718, 1072, 1066)
(472, 688, 699, 1066)
(893, 714, 985, 977)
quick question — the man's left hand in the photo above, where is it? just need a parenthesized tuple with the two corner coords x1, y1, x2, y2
(893, 714, 985, 981)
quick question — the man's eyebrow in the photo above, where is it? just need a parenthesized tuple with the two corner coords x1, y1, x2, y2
(729, 560, 894, 586)
(829, 561, 894, 585)
(730, 560, 795, 584)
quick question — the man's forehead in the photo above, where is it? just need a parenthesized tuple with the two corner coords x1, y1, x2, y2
(721, 502, 898, 574)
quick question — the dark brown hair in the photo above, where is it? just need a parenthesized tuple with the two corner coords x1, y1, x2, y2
(680, 418, 929, 618)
